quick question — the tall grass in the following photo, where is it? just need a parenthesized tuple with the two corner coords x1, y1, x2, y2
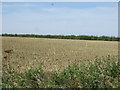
(2, 55, 119, 88)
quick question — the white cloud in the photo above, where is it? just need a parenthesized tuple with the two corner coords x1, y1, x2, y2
(2, 3, 37, 8)
(41, 8, 60, 12)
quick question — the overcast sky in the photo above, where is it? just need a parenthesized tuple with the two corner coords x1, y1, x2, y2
(2, 2, 118, 36)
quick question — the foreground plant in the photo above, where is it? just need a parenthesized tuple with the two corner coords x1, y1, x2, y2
(2, 55, 119, 88)
(50, 55, 119, 88)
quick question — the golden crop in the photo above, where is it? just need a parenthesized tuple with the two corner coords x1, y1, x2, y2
(2, 37, 118, 73)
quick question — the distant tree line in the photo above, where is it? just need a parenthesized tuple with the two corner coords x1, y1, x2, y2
(2, 33, 120, 41)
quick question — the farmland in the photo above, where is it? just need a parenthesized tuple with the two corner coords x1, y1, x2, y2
(2, 37, 119, 88)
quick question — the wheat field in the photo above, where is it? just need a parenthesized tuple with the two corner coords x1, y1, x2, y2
(2, 37, 118, 73)
(2, 37, 119, 88)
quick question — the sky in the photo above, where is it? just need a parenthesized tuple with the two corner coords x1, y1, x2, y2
(1, 0, 119, 2)
(1, 2, 118, 36)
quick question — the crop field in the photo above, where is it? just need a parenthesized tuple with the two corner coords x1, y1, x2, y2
(2, 37, 119, 88)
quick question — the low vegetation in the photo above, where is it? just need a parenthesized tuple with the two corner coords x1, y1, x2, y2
(2, 56, 119, 88)
(2, 34, 120, 41)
